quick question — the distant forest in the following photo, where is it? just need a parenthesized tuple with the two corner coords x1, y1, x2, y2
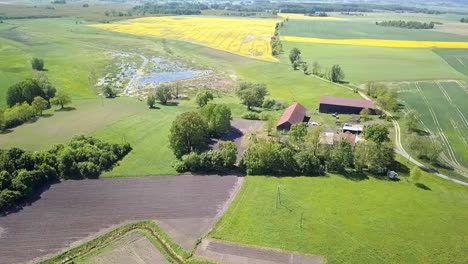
(376, 20, 435, 29)
(461, 18, 468, 23)
(130, 2, 452, 16)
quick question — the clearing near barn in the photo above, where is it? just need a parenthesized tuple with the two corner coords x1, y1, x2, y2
(92, 16, 279, 62)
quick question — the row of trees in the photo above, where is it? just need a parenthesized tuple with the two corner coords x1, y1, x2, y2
(376, 20, 435, 29)
(146, 84, 174, 108)
(461, 18, 468, 23)
(365, 82, 398, 112)
(289, 48, 345, 83)
(241, 123, 394, 175)
(403, 110, 443, 163)
(0, 136, 132, 212)
(271, 21, 285, 56)
(132, 3, 208, 15)
(2, 77, 72, 130)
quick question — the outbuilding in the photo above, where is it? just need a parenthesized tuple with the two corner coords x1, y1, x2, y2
(319, 96, 375, 114)
(276, 103, 309, 131)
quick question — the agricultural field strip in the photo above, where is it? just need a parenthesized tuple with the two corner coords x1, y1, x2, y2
(455, 80, 468, 94)
(414, 82, 460, 166)
(282, 36, 468, 49)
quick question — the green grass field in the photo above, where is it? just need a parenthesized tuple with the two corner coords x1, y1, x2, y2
(398, 81, 468, 171)
(212, 158, 468, 264)
(281, 42, 464, 83)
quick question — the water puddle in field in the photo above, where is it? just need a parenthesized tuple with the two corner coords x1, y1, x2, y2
(96, 54, 212, 95)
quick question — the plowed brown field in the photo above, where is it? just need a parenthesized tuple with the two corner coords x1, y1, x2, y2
(0, 176, 240, 264)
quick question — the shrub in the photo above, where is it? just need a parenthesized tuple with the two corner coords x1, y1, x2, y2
(241, 112, 260, 120)
(31, 58, 44, 71)
(3, 103, 37, 129)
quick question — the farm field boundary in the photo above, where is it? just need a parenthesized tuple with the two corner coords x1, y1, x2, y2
(39, 220, 195, 264)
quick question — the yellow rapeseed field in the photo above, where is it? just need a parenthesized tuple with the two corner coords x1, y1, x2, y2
(277, 13, 345, 21)
(92, 16, 279, 61)
(282, 36, 468, 49)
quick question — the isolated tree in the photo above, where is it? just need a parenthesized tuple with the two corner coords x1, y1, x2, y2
(6, 79, 44, 107)
(404, 110, 421, 132)
(169, 111, 209, 158)
(32, 96, 48, 116)
(236, 82, 268, 110)
(329, 64, 345, 83)
(31, 58, 44, 71)
(312, 61, 321, 75)
(360, 108, 370, 121)
(102, 85, 115, 98)
(363, 124, 390, 143)
(289, 48, 301, 64)
(50, 90, 72, 109)
(195, 90, 214, 108)
(288, 123, 308, 147)
(155, 84, 172, 105)
(200, 103, 232, 137)
(147, 94, 156, 109)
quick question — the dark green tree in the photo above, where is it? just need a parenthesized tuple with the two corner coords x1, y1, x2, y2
(327, 140, 354, 172)
(236, 82, 268, 110)
(195, 90, 214, 108)
(289, 48, 301, 64)
(169, 112, 209, 158)
(155, 84, 172, 105)
(50, 90, 72, 109)
(6, 79, 44, 107)
(200, 103, 232, 137)
(329, 64, 345, 83)
(363, 124, 390, 143)
(31, 58, 44, 71)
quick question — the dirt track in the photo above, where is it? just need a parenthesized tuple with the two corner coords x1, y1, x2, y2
(0, 176, 240, 264)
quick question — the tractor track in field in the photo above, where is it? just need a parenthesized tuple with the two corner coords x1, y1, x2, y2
(436, 81, 468, 128)
(415, 82, 460, 166)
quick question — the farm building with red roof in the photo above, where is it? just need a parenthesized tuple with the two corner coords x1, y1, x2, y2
(276, 103, 309, 131)
(319, 96, 376, 114)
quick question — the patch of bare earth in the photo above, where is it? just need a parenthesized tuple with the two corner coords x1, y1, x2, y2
(0, 176, 240, 264)
(91, 232, 169, 264)
(196, 239, 325, 264)
(432, 23, 468, 36)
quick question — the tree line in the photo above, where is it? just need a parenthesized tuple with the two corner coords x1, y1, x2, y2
(461, 18, 468, 23)
(271, 19, 286, 56)
(0, 136, 132, 212)
(132, 3, 208, 15)
(289, 48, 345, 83)
(2, 59, 72, 131)
(376, 20, 435, 29)
(365, 82, 398, 113)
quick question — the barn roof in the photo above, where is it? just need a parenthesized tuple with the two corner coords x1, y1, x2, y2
(276, 103, 307, 128)
(320, 96, 375, 109)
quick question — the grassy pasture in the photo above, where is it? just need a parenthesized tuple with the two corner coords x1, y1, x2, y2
(398, 81, 468, 171)
(281, 42, 464, 83)
(212, 158, 468, 264)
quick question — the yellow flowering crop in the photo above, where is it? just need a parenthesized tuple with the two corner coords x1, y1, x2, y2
(277, 13, 345, 21)
(282, 36, 468, 49)
(92, 16, 279, 61)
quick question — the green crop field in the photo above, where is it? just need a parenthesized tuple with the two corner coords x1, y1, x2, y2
(434, 49, 468, 77)
(279, 20, 468, 41)
(398, 81, 468, 172)
(212, 158, 468, 264)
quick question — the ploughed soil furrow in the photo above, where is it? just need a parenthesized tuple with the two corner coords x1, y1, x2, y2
(0, 176, 239, 264)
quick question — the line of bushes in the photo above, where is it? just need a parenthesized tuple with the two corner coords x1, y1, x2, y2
(0, 136, 131, 213)
(376, 20, 435, 29)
